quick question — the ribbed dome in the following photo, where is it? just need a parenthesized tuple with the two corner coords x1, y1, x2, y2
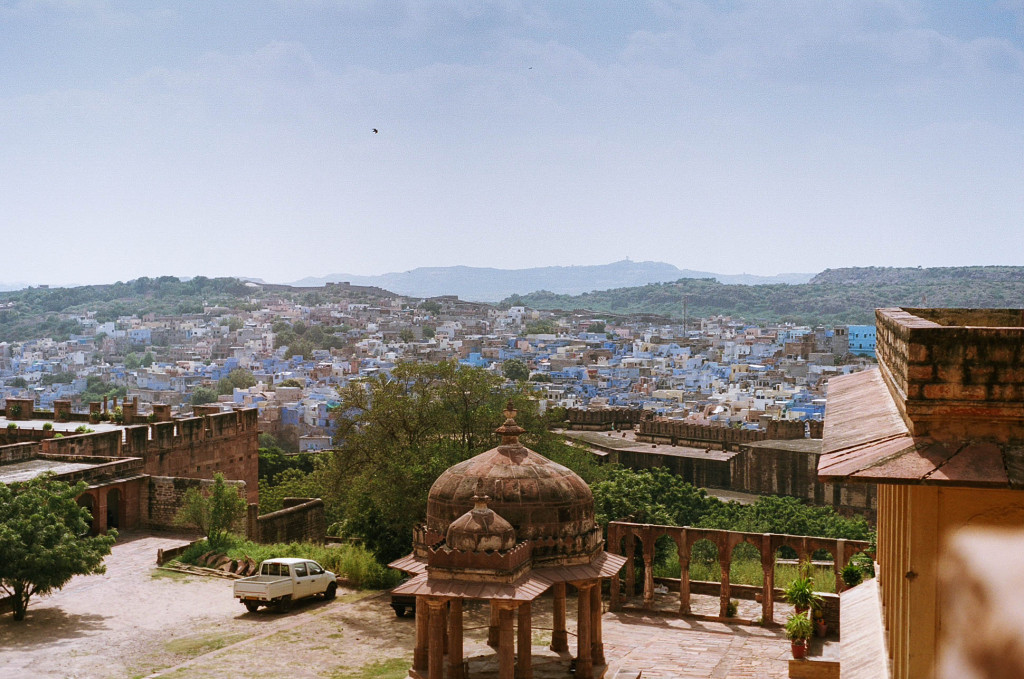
(423, 405, 601, 565)
(445, 496, 517, 552)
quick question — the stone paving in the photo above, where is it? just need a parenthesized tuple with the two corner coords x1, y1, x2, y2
(0, 531, 792, 679)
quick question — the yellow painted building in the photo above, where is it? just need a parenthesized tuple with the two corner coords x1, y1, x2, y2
(819, 308, 1024, 679)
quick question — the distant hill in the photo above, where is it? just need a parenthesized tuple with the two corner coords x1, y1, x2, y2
(508, 266, 1024, 326)
(287, 260, 814, 301)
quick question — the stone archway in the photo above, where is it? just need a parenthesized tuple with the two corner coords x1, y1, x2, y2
(106, 487, 121, 530)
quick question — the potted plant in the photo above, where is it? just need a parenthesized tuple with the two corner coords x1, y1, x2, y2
(785, 612, 813, 659)
(783, 575, 823, 614)
(812, 602, 827, 637)
(726, 599, 738, 618)
(842, 562, 864, 588)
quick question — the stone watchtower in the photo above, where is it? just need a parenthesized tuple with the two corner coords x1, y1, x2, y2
(391, 404, 624, 679)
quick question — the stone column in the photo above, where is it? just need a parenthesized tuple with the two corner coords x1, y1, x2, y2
(499, 605, 515, 679)
(642, 540, 655, 609)
(625, 536, 636, 598)
(762, 534, 775, 623)
(720, 557, 731, 618)
(448, 598, 465, 679)
(550, 582, 568, 652)
(414, 596, 429, 672)
(489, 600, 501, 647)
(679, 546, 692, 615)
(517, 601, 533, 679)
(428, 599, 446, 679)
(834, 539, 846, 593)
(609, 526, 622, 611)
(442, 601, 449, 654)
(576, 583, 593, 679)
(590, 581, 605, 666)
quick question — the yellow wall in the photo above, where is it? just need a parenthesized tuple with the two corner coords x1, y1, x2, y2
(878, 484, 1024, 679)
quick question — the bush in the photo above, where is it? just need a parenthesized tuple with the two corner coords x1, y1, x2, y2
(6, 423, 17, 430)
(175, 538, 402, 590)
(42, 422, 53, 431)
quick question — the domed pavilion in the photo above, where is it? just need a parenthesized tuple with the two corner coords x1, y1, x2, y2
(390, 404, 625, 679)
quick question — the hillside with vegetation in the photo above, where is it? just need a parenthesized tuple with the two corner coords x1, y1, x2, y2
(0, 276, 394, 342)
(506, 266, 1024, 325)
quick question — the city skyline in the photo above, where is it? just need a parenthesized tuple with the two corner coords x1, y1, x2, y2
(2, 1, 1023, 286)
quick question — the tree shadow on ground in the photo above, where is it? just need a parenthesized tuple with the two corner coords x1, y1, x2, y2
(0, 607, 107, 649)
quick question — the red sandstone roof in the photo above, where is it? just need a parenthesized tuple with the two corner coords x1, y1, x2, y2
(390, 551, 627, 600)
(388, 554, 427, 575)
(818, 370, 1015, 487)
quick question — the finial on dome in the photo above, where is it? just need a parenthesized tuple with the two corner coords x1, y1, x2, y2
(495, 400, 525, 444)
(471, 494, 491, 511)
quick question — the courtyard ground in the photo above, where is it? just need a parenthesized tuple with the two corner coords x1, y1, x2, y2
(0, 532, 792, 679)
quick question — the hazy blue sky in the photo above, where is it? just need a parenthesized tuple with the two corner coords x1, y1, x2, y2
(2, 1, 1023, 286)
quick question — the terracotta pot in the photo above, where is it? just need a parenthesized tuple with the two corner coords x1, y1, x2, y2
(814, 620, 827, 637)
(791, 640, 807, 659)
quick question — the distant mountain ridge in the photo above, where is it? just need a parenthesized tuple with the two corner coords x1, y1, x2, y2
(287, 260, 813, 301)
(509, 265, 1024, 326)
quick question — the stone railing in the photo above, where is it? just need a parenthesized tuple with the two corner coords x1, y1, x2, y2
(606, 521, 870, 622)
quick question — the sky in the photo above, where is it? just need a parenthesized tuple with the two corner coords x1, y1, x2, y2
(2, 1, 1023, 287)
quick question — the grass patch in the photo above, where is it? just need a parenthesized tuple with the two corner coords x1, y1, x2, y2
(150, 568, 193, 581)
(327, 657, 411, 679)
(653, 554, 838, 593)
(174, 538, 403, 590)
(163, 632, 250, 657)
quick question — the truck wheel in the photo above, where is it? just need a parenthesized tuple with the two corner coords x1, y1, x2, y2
(274, 596, 292, 613)
(324, 583, 337, 600)
(244, 601, 260, 613)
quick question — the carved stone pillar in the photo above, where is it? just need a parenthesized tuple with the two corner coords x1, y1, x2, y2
(720, 558, 731, 618)
(642, 541, 655, 609)
(428, 599, 446, 679)
(517, 601, 533, 679)
(590, 581, 605, 666)
(499, 605, 515, 679)
(576, 583, 593, 679)
(448, 598, 465, 679)
(550, 582, 568, 652)
(625, 536, 636, 598)
(414, 596, 429, 672)
(489, 600, 501, 647)
(762, 534, 775, 623)
(679, 546, 691, 615)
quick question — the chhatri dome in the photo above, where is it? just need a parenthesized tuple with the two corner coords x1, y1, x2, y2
(422, 404, 603, 565)
(391, 403, 624, 679)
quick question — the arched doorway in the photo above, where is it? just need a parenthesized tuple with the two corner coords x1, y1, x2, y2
(106, 488, 121, 531)
(77, 493, 97, 535)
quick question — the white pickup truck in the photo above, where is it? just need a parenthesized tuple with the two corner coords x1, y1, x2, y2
(233, 558, 338, 613)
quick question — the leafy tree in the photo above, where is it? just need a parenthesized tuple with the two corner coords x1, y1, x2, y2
(327, 362, 558, 561)
(190, 386, 218, 405)
(502, 358, 530, 382)
(225, 316, 243, 332)
(124, 352, 141, 369)
(78, 376, 126, 405)
(420, 300, 441, 315)
(0, 476, 117, 621)
(592, 467, 717, 528)
(40, 372, 74, 385)
(276, 378, 304, 388)
(525, 319, 558, 334)
(422, 326, 436, 339)
(587, 321, 606, 333)
(216, 368, 256, 395)
(8, 377, 28, 388)
(398, 328, 415, 343)
(140, 351, 154, 367)
(173, 473, 247, 550)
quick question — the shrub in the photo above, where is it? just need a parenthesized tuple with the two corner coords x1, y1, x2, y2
(74, 425, 94, 434)
(6, 423, 17, 430)
(42, 422, 53, 431)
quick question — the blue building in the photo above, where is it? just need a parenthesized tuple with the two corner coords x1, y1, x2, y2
(847, 325, 877, 357)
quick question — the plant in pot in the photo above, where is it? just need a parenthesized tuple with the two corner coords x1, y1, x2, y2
(783, 575, 823, 615)
(841, 562, 864, 589)
(812, 600, 828, 637)
(726, 599, 738, 618)
(785, 612, 813, 659)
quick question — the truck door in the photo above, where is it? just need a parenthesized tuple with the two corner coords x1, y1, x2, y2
(293, 561, 312, 599)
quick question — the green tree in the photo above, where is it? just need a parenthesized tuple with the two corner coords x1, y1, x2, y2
(124, 352, 141, 369)
(420, 300, 441, 315)
(0, 476, 117, 621)
(140, 351, 154, 367)
(398, 328, 416, 343)
(8, 377, 28, 388)
(173, 473, 247, 550)
(217, 368, 256, 395)
(226, 316, 243, 332)
(502, 358, 530, 382)
(190, 386, 218, 405)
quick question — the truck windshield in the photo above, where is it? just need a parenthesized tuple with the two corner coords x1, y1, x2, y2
(260, 562, 289, 577)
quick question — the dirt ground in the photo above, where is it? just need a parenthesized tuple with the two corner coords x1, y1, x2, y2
(0, 532, 791, 679)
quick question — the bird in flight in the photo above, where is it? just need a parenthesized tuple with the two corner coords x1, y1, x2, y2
(372, 128, 378, 134)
